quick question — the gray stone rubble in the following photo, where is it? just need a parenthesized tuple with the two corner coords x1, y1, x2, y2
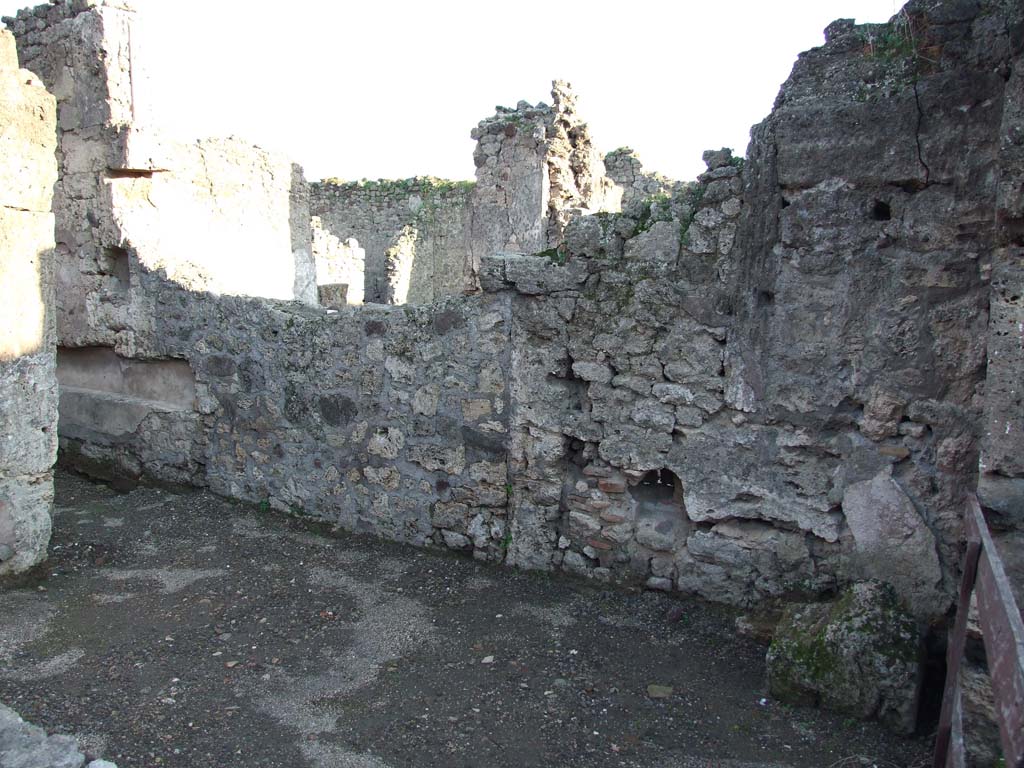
(0, 702, 116, 768)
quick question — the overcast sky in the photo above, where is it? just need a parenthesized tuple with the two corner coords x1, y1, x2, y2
(2, 0, 900, 182)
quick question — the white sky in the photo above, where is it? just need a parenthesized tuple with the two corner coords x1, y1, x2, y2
(2, 0, 900, 182)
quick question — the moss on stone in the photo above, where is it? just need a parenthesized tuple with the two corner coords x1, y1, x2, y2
(766, 581, 922, 734)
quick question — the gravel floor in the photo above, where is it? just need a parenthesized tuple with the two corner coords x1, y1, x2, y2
(0, 471, 931, 768)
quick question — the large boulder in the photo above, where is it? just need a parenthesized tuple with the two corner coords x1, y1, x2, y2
(842, 468, 945, 616)
(766, 581, 922, 734)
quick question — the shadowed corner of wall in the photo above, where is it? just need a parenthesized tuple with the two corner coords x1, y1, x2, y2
(52, 255, 329, 492)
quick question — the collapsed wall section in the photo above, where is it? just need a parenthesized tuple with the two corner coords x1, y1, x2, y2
(603, 147, 686, 212)
(468, 82, 621, 278)
(0, 29, 58, 577)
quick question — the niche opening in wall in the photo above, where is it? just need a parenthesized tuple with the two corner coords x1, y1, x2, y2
(547, 353, 588, 412)
(629, 468, 688, 551)
(632, 469, 684, 506)
(103, 246, 131, 293)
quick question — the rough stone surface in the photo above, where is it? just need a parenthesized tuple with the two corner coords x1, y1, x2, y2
(959, 661, 1003, 768)
(841, 468, 943, 615)
(766, 582, 922, 734)
(0, 27, 57, 578)
(467, 81, 620, 287)
(310, 177, 472, 304)
(0, 701, 117, 768)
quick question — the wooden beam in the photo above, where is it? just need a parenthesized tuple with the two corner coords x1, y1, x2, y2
(967, 496, 1024, 768)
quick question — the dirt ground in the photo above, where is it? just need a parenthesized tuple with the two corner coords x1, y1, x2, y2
(0, 472, 931, 768)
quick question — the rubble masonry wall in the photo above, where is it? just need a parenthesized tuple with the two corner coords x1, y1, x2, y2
(0, 28, 57, 577)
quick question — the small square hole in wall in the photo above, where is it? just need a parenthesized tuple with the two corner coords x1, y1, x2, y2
(103, 247, 131, 292)
(871, 199, 892, 221)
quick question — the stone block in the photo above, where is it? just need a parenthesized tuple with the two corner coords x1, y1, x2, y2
(767, 582, 922, 734)
(842, 468, 944, 616)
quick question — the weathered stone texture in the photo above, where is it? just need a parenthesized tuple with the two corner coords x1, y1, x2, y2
(310, 177, 473, 305)
(720, 1, 1021, 612)
(604, 147, 685, 212)
(133, 283, 514, 560)
(766, 582, 922, 734)
(0, 701, 117, 767)
(468, 82, 620, 283)
(6, 1, 317, 358)
(0, 28, 57, 578)
(977, 0, 1024, 623)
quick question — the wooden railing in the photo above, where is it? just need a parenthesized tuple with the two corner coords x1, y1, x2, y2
(933, 494, 1024, 768)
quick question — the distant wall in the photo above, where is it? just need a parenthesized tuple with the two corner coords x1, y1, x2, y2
(310, 179, 473, 304)
(604, 147, 685, 212)
(312, 216, 364, 307)
(311, 82, 622, 306)
(0, 29, 58, 577)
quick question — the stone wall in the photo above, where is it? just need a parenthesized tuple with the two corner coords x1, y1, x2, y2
(4, 0, 317, 486)
(978, 2, 1024, 603)
(5, 0, 316, 359)
(310, 178, 473, 305)
(719, 1, 1020, 614)
(0, 28, 57, 577)
(604, 147, 685, 213)
(107, 272, 513, 558)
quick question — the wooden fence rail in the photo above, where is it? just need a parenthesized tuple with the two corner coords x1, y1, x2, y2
(933, 494, 1024, 768)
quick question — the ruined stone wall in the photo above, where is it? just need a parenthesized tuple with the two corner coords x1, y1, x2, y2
(8, 0, 1022, 620)
(0, 29, 57, 577)
(603, 147, 686, 212)
(5, 0, 317, 358)
(467, 83, 621, 279)
(488, 152, 754, 599)
(5, 0, 317, 486)
(310, 178, 473, 304)
(114, 274, 513, 558)
(720, 1, 1019, 613)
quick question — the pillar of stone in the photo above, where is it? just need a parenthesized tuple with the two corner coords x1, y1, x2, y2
(0, 28, 58, 578)
(466, 81, 621, 290)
